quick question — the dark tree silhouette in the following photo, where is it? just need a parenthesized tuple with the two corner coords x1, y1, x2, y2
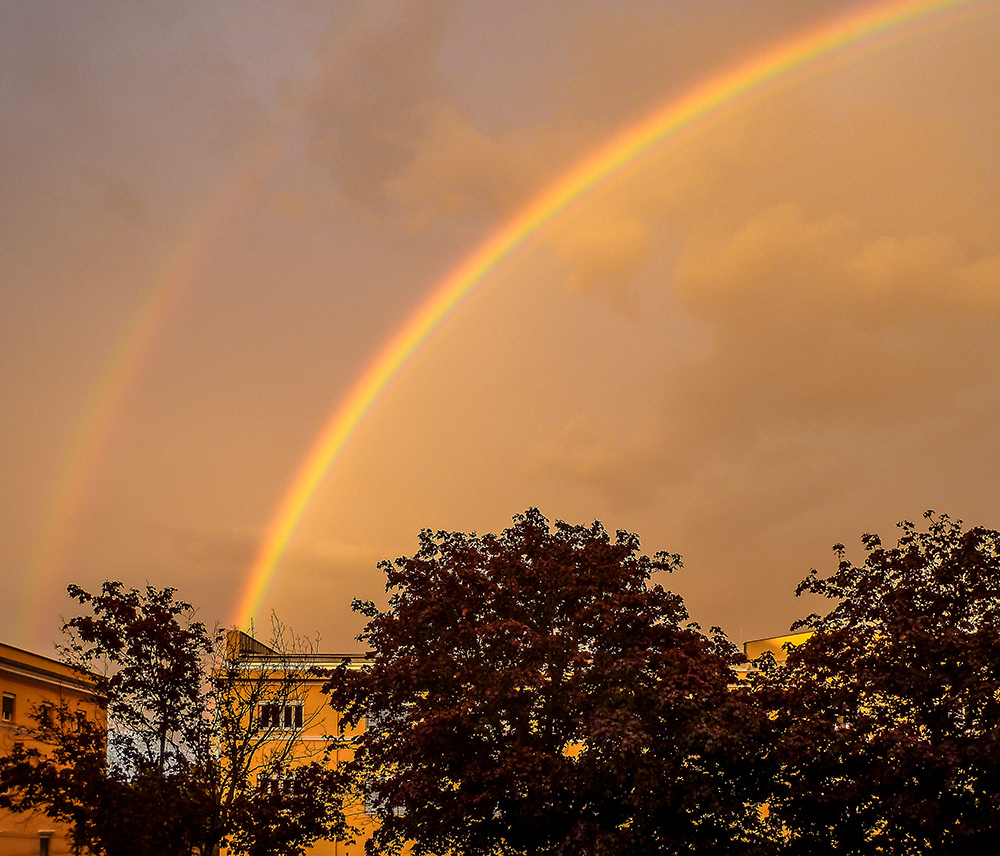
(325, 509, 767, 856)
(756, 512, 1000, 855)
(0, 583, 348, 856)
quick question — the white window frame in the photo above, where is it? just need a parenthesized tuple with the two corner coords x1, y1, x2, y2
(2, 693, 14, 722)
(257, 701, 304, 732)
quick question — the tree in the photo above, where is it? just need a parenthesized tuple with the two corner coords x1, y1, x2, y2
(62, 581, 211, 778)
(0, 582, 210, 856)
(0, 582, 349, 856)
(325, 508, 767, 856)
(0, 697, 196, 856)
(756, 512, 1000, 855)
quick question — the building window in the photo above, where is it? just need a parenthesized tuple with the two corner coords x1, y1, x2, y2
(260, 774, 300, 796)
(284, 702, 303, 730)
(2, 693, 14, 722)
(39, 832, 52, 856)
(258, 702, 303, 731)
(39, 702, 53, 728)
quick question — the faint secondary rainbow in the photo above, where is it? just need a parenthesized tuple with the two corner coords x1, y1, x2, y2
(25, 21, 367, 637)
(25, 169, 260, 635)
(232, 0, 988, 628)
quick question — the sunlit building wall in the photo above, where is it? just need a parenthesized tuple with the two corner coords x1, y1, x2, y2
(220, 631, 374, 856)
(743, 632, 812, 664)
(0, 642, 101, 856)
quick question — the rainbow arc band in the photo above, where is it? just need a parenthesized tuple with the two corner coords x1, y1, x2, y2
(233, 0, 984, 628)
(176, 1, 996, 628)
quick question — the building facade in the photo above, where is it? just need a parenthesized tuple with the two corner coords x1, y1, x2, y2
(221, 630, 374, 856)
(0, 642, 101, 856)
(743, 631, 812, 664)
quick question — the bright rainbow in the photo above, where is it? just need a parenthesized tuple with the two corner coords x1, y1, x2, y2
(229, 0, 986, 628)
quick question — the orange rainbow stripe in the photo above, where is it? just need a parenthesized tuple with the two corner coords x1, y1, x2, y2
(234, 0, 987, 628)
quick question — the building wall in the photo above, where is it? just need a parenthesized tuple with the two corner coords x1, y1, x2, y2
(0, 643, 101, 856)
(220, 631, 375, 856)
(743, 631, 812, 664)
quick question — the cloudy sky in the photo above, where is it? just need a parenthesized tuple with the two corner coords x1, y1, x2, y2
(4, 0, 1000, 655)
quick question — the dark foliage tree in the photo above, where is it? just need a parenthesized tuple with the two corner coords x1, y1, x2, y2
(755, 512, 1000, 855)
(0, 702, 197, 856)
(325, 508, 768, 856)
(62, 582, 212, 778)
(0, 582, 348, 856)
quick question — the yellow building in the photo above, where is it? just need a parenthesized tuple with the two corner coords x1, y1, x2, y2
(743, 631, 812, 664)
(0, 642, 102, 856)
(731, 632, 812, 682)
(220, 630, 374, 856)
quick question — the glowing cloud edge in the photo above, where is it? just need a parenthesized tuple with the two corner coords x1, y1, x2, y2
(232, 0, 983, 628)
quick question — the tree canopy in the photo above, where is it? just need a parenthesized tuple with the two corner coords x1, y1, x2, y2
(0, 583, 348, 856)
(757, 512, 1000, 855)
(10, 511, 1000, 856)
(325, 508, 767, 856)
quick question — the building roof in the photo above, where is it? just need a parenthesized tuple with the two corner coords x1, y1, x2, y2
(223, 629, 370, 673)
(0, 641, 97, 695)
(743, 632, 813, 663)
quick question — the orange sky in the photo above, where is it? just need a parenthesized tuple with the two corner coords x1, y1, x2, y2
(3, 0, 1000, 655)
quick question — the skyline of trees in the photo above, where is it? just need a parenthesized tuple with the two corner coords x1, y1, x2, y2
(5, 509, 1000, 855)
(324, 508, 768, 856)
(753, 512, 1000, 854)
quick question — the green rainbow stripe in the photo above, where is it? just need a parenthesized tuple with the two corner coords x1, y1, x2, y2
(233, 0, 988, 629)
